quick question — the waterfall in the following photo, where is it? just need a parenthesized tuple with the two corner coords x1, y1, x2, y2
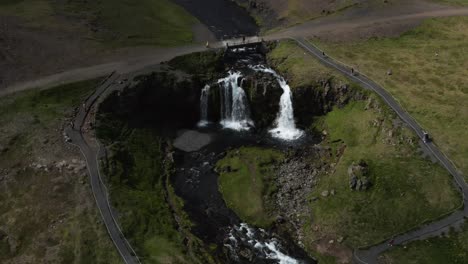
(217, 71, 254, 131)
(250, 65, 304, 140)
(225, 223, 302, 264)
(197, 85, 211, 127)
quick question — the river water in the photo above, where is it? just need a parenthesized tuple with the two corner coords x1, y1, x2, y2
(172, 127, 315, 264)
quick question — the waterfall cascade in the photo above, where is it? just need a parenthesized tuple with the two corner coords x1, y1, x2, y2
(197, 85, 211, 127)
(197, 71, 254, 130)
(225, 223, 302, 264)
(218, 71, 254, 130)
(250, 65, 304, 140)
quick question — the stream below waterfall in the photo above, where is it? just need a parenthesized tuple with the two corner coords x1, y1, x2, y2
(171, 53, 316, 262)
(172, 127, 315, 264)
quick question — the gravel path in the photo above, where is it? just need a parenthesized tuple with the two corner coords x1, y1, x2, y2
(3, 7, 468, 97)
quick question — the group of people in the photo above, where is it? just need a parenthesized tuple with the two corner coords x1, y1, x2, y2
(206, 35, 256, 49)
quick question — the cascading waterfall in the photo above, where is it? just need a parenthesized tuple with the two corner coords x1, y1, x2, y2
(250, 65, 304, 140)
(197, 85, 211, 127)
(217, 71, 254, 130)
(225, 223, 302, 264)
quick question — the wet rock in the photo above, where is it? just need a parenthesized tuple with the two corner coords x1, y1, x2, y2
(239, 246, 254, 261)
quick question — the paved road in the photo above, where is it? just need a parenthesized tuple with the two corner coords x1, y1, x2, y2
(66, 73, 141, 264)
(2, 7, 468, 98)
(292, 37, 468, 264)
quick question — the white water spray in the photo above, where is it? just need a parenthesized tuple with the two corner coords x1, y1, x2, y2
(225, 223, 301, 264)
(250, 65, 304, 140)
(197, 85, 211, 127)
(218, 71, 254, 130)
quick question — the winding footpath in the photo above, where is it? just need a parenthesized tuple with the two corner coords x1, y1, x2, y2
(292, 37, 468, 264)
(65, 73, 141, 264)
(2, 7, 467, 264)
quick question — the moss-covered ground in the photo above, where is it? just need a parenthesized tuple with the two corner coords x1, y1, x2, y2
(97, 111, 216, 264)
(265, 40, 462, 260)
(307, 100, 460, 248)
(216, 147, 284, 228)
(381, 221, 468, 264)
(0, 79, 122, 263)
(314, 17, 468, 181)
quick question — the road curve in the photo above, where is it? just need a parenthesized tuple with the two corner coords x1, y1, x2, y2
(66, 73, 140, 264)
(292, 37, 468, 264)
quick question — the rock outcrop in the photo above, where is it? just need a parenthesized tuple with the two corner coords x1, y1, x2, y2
(348, 160, 372, 191)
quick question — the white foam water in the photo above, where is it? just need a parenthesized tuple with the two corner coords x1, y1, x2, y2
(250, 65, 304, 140)
(197, 84, 211, 127)
(225, 223, 301, 264)
(218, 71, 254, 131)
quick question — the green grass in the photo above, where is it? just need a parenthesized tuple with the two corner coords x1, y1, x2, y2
(0, 79, 121, 263)
(305, 100, 460, 248)
(97, 113, 215, 263)
(0, 79, 98, 123)
(313, 16, 468, 181)
(382, 222, 468, 264)
(100, 129, 190, 262)
(268, 40, 461, 251)
(216, 147, 284, 228)
(0, 0, 197, 47)
(268, 40, 346, 88)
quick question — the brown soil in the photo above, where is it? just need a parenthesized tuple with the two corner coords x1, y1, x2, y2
(2, 0, 467, 98)
(0, 12, 212, 92)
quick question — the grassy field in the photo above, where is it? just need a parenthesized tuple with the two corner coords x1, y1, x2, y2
(216, 147, 284, 228)
(0, 80, 122, 263)
(307, 100, 460, 248)
(97, 111, 216, 263)
(0, 0, 197, 47)
(381, 221, 468, 264)
(267, 40, 462, 259)
(313, 17, 468, 181)
(268, 40, 346, 88)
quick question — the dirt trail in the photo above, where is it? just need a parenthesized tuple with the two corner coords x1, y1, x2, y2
(2, 7, 468, 97)
(267, 8, 468, 40)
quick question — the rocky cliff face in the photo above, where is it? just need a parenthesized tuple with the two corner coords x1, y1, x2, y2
(293, 80, 367, 128)
(98, 70, 203, 138)
(99, 43, 371, 137)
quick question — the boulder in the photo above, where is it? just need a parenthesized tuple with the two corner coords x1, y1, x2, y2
(349, 175, 357, 189)
(348, 160, 371, 191)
